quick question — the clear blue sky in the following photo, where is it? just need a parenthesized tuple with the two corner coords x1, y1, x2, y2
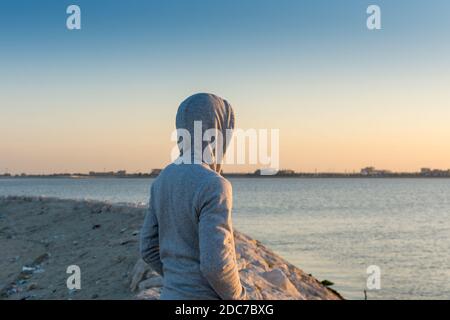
(1, 1, 450, 173)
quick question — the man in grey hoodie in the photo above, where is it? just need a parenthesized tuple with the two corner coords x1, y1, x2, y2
(140, 93, 247, 300)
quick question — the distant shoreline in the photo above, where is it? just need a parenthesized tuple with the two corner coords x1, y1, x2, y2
(3, 166, 450, 179)
(2, 166, 450, 179)
(2, 174, 450, 179)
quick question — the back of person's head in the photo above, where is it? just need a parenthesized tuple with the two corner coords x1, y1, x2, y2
(175, 93, 235, 172)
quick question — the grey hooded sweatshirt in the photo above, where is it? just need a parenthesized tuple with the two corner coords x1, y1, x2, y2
(140, 93, 246, 300)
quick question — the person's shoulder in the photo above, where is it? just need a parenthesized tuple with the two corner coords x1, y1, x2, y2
(194, 172, 232, 211)
(154, 163, 231, 191)
(149, 163, 177, 187)
(157, 163, 176, 176)
(198, 170, 232, 194)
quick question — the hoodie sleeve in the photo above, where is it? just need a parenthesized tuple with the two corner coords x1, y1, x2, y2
(197, 177, 247, 300)
(140, 185, 163, 275)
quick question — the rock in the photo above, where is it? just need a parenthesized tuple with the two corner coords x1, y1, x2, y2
(33, 253, 50, 265)
(260, 269, 303, 299)
(5, 286, 18, 297)
(138, 277, 163, 290)
(17, 272, 32, 280)
(27, 283, 38, 291)
(137, 288, 161, 300)
(129, 259, 153, 292)
(261, 269, 292, 290)
(22, 266, 35, 273)
(131, 231, 342, 300)
(9, 256, 20, 263)
(21, 265, 45, 274)
(119, 238, 138, 245)
(321, 279, 334, 287)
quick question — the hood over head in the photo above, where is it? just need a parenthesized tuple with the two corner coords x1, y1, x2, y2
(175, 93, 235, 173)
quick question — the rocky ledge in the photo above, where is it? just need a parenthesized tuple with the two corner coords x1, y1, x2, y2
(132, 230, 342, 300)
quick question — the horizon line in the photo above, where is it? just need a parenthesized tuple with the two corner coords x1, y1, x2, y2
(2, 166, 450, 177)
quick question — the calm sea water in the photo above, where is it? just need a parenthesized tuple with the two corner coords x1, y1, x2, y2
(1, 177, 449, 300)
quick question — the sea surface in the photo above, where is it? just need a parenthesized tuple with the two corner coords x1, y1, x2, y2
(1, 177, 449, 300)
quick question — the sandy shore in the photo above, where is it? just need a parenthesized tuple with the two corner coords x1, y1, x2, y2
(0, 196, 342, 300)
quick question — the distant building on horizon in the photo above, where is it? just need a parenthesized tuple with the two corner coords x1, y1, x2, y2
(420, 168, 450, 177)
(150, 169, 162, 177)
(360, 167, 392, 176)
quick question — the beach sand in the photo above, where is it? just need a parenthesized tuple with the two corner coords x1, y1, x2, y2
(0, 196, 342, 300)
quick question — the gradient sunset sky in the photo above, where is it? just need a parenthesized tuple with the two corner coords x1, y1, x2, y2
(1, 0, 450, 174)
